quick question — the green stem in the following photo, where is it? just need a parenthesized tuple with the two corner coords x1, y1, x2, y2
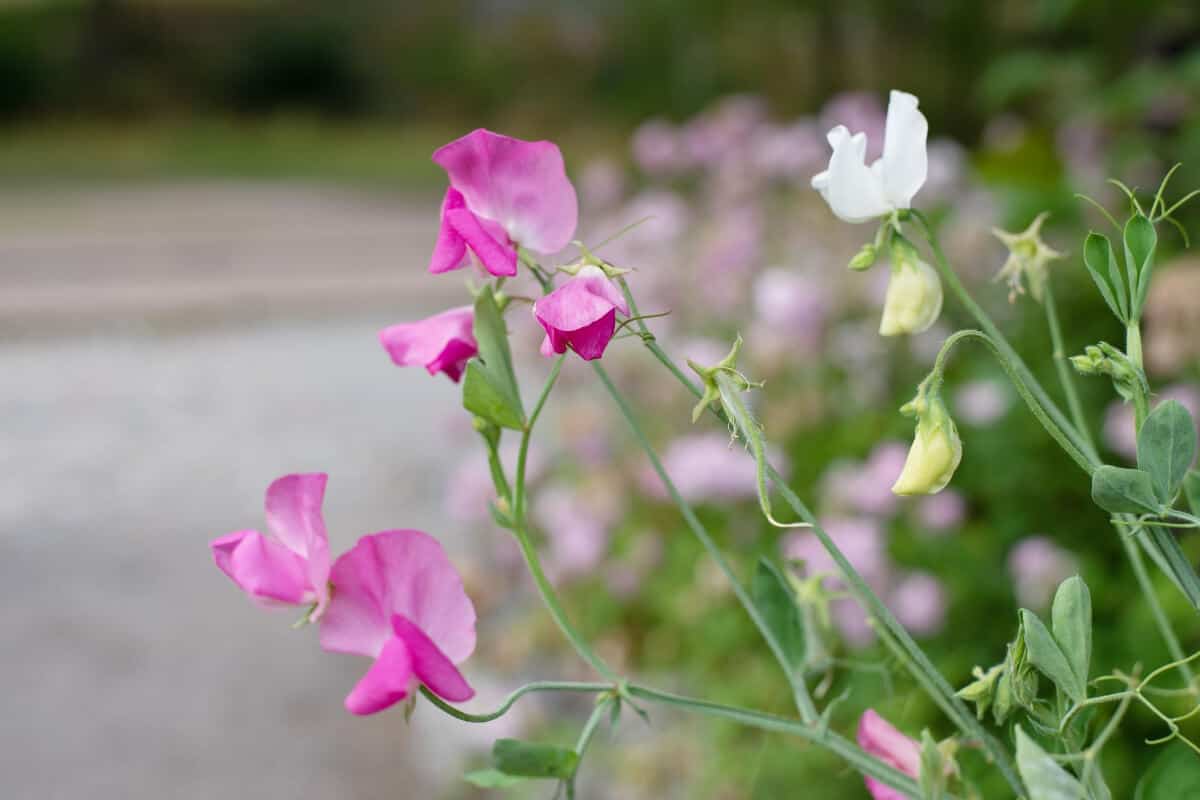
(1043, 282, 1096, 453)
(420, 681, 612, 723)
(912, 210, 1099, 468)
(612, 282, 1024, 795)
(566, 696, 613, 799)
(511, 354, 616, 680)
(592, 362, 819, 723)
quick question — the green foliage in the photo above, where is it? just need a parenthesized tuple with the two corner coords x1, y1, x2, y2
(1137, 401, 1198, 505)
(1135, 744, 1200, 800)
(1185, 472, 1200, 514)
(749, 558, 807, 676)
(1123, 216, 1157, 321)
(490, 738, 579, 780)
(1015, 727, 1086, 800)
(1091, 465, 1163, 516)
(462, 290, 525, 430)
(1083, 232, 1128, 323)
(1020, 608, 1086, 703)
(1051, 576, 1092, 696)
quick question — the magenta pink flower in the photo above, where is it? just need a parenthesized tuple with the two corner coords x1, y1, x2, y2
(858, 709, 922, 800)
(430, 129, 578, 277)
(379, 306, 477, 382)
(210, 473, 332, 620)
(534, 265, 630, 360)
(319, 529, 477, 715)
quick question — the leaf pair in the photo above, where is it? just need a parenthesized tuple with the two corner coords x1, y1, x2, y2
(1082, 214, 1156, 324)
(1020, 576, 1092, 704)
(1091, 401, 1198, 517)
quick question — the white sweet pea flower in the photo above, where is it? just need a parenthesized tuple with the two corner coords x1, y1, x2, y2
(811, 91, 929, 223)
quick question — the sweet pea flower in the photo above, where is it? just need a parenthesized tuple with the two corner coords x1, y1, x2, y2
(533, 265, 629, 360)
(430, 129, 578, 277)
(893, 397, 963, 496)
(379, 306, 477, 382)
(857, 710, 922, 800)
(320, 529, 477, 714)
(210, 473, 331, 621)
(811, 90, 928, 224)
(879, 242, 943, 337)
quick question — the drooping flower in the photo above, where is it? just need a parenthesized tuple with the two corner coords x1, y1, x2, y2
(879, 241, 943, 337)
(319, 529, 477, 714)
(857, 710, 922, 800)
(893, 396, 963, 496)
(210, 473, 332, 621)
(379, 306, 477, 382)
(992, 212, 1065, 303)
(430, 129, 578, 277)
(533, 265, 630, 360)
(811, 90, 928, 224)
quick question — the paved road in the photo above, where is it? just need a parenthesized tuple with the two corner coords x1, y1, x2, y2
(0, 184, 516, 799)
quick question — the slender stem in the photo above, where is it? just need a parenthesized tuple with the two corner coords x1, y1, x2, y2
(1078, 688, 1134, 794)
(420, 681, 611, 723)
(511, 355, 616, 680)
(912, 210, 1100, 468)
(612, 283, 1024, 794)
(591, 362, 819, 723)
(566, 696, 613, 799)
(1043, 282, 1096, 452)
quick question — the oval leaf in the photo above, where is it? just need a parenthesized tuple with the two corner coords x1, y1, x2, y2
(1016, 726, 1086, 800)
(1091, 465, 1163, 516)
(1124, 214, 1157, 318)
(1138, 400, 1198, 504)
(1051, 576, 1092, 693)
(462, 290, 525, 430)
(1020, 609, 1085, 703)
(1083, 232, 1127, 322)
(492, 739, 579, 780)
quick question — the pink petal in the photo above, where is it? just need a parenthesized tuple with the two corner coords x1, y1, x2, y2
(533, 267, 626, 360)
(344, 634, 415, 715)
(433, 129, 578, 254)
(858, 709, 922, 778)
(210, 530, 312, 606)
(319, 530, 477, 665)
(863, 776, 913, 800)
(393, 614, 475, 702)
(429, 188, 469, 273)
(264, 473, 330, 613)
(560, 310, 618, 360)
(379, 306, 477, 382)
(446, 207, 517, 277)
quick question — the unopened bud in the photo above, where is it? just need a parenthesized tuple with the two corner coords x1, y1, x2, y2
(879, 241, 943, 337)
(848, 243, 877, 271)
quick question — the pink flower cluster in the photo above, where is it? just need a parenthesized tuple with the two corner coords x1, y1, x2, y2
(380, 128, 630, 377)
(211, 474, 477, 715)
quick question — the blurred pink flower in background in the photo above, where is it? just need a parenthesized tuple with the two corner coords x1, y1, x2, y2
(921, 138, 968, 204)
(641, 432, 788, 504)
(857, 710, 922, 800)
(750, 120, 828, 181)
(445, 441, 546, 525)
(1008, 535, 1078, 609)
(696, 206, 764, 313)
(753, 268, 830, 341)
(1103, 383, 1200, 460)
(632, 119, 686, 176)
(534, 485, 613, 581)
(889, 571, 947, 636)
(379, 306, 477, 382)
(579, 157, 627, 211)
(954, 379, 1011, 426)
(819, 92, 886, 161)
(823, 441, 908, 518)
(681, 95, 768, 168)
(916, 489, 966, 533)
(783, 516, 889, 591)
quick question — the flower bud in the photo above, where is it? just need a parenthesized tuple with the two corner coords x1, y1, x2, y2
(878, 243, 943, 337)
(892, 397, 962, 495)
(847, 243, 877, 271)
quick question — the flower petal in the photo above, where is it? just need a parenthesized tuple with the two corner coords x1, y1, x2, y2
(264, 473, 330, 612)
(433, 129, 578, 254)
(533, 266, 626, 360)
(320, 530, 477, 665)
(393, 614, 475, 702)
(880, 90, 928, 209)
(379, 306, 476, 382)
(343, 635, 415, 715)
(429, 188, 469, 274)
(446, 207, 518, 277)
(812, 126, 891, 223)
(857, 709, 922, 777)
(210, 530, 312, 606)
(562, 310, 618, 360)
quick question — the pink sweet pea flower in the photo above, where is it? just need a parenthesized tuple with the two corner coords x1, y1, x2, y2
(210, 473, 332, 621)
(319, 530, 477, 715)
(430, 129, 578, 277)
(379, 306, 477, 382)
(533, 265, 630, 360)
(857, 709, 922, 800)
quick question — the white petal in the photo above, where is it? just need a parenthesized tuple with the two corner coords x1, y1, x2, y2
(812, 126, 890, 223)
(880, 90, 928, 210)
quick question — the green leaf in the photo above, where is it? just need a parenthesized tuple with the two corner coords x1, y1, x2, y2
(1135, 743, 1200, 800)
(462, 291, 525, 430)
(1185, 472, 1200, 514)
(1091, 465, 1163, 516)
(1020, 609, 1085, 703)
(750, 558, 806, 673)
(1124, 214, 1157, 319)
(1138, 400, 1198, 504)
(1083, 232, 1128, 322)
(919, 730, 947, 800)
(1050, 576, 1092, 694)
(492, 739, 578, 780)
(464, 768, 527, 789)
(1016, 726, 1086, 800)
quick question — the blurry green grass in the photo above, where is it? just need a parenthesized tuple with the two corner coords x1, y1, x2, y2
(0, 117, 624, 186)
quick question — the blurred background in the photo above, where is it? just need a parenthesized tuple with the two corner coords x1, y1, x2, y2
(4, 1, 1200, 798)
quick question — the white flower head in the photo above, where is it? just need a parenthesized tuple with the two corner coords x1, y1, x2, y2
(811, 90, 929, 223)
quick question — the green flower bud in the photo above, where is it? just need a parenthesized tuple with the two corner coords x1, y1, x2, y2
(957, 664, 1003, 721)
(879, 241, 943, 337)
(892, 396, 962, 496)
(847, 243, 877, 271)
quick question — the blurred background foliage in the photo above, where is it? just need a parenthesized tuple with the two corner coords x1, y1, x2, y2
(6, 1, 1200, 798)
